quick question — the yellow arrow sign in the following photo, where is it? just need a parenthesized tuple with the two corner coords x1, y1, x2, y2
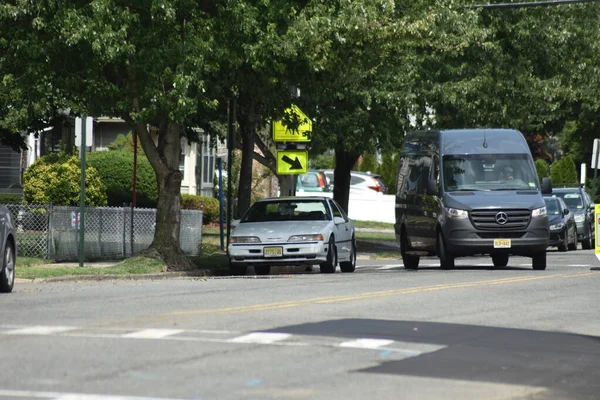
(273, 104, 312, 143)
(276, 150, 308, 175)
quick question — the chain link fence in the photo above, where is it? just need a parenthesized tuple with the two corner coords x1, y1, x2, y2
(4, 204, 203, 261)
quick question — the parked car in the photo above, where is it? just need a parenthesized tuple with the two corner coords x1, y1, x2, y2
(228, 196, 356, 275)
(0, 205, 16, 293)
(551, 186, 594, 249)
(544, 196, 577, 252)
(296, 170, 331, 193)
(323, 170, 388, 194)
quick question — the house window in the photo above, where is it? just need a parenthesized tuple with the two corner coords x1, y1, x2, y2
(202, 138, 214, 185)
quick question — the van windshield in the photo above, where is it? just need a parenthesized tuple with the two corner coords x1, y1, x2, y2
(443, 154, 538, 192)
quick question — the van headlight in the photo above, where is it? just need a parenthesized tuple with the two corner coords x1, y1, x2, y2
(445, 208, 468, 219)
(532, 206, 547, 218)
(549, 223, 564, 231)
(574, 214, 585, 223)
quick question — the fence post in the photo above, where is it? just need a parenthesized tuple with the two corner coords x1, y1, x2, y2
(130, 203, 134, 256)
(46, 203, 53, 259)
(98, 207, 103, 256)
(122, 203, 127, 257)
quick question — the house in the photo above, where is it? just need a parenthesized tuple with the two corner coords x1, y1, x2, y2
(1, 116, 217, 198)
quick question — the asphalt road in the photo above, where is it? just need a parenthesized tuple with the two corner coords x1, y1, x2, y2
(1, 249, 600, 400)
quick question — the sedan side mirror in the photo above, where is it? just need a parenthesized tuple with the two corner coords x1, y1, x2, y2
(563, 208, 570, 216)
(334, 216, 345, 225)
(231, 219, 240, 228)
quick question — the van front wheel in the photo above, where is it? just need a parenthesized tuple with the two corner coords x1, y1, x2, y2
(532, 252, 547, 270)
(438, 232, 455, 270)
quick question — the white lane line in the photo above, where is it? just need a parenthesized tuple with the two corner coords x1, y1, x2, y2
(568, 264, 591, 267)
(229, 332, 291, 344)
(339, 338, 394, 349)
(122, 329, 184, 339)
(377, 265, 401, 270)
(0, 389, 183, 399)
(4, 326, 75, 335)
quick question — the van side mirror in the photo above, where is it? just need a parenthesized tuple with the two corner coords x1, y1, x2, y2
(426, 178, 437, 195)
(541, 177, 552, 195)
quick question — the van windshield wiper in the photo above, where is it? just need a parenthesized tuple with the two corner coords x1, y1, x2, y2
(448, 188, 489, 192)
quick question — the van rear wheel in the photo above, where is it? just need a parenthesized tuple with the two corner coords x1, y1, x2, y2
(438, 232, 455, 270)
(401, 231, 419, 270)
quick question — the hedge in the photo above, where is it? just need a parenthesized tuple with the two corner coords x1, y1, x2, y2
(0, 194, 22, 204)
(181, 194, 220, 224)
(87, 150, 158, 208)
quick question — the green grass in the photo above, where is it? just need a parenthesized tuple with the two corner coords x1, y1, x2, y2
(356, 231, 396, 241)
(353, 220, 394, 230)
(16, 256, 166, 280)
(17, 257, 49, 268)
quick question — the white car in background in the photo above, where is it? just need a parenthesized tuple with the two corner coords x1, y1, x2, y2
(228, 197, 356, 276)
(323, 170, 388, 195)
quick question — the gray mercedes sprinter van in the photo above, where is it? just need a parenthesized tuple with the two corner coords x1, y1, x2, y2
(395, 129, 552, 270)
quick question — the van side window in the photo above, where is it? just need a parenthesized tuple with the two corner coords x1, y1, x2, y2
(396, 157, 410, 196)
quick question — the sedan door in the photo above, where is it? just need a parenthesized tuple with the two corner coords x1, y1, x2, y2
(328, 199, 353, 260)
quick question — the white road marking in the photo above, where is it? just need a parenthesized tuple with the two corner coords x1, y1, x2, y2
(377, 265, 401, 270)
(229, 332, 291, 344)
(339, 338, 394, 349)
(0, 389, 184, 399)
(4, 326, 75, 335)
(122, 329, 184, 339)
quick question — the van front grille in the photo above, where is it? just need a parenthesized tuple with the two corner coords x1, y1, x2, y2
(470, 209, 531, 230)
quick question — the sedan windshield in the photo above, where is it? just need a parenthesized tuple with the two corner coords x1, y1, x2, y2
(241, 200, 331, 222)
(443, 154, 538, 192)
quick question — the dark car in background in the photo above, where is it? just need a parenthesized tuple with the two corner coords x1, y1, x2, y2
(551, 187, 594, 249)
(0, 205, 16, 293)
(544, 196, 577, 252)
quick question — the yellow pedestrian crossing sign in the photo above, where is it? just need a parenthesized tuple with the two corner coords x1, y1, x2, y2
(273, 104, 312, 143)
(276, 150, 308, 175)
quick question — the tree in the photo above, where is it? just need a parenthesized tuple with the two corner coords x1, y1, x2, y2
(358, 152, 378, 174)
(0, 1, 224, 269)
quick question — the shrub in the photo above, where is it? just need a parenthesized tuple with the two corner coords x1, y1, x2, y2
(0, 194, 22, 204)
(550, 155, 578, 186)
(535, 159, 550, 184)
(87, 150, 158, 208)
(181, 194, 220, 224)
(378, 152, 398, 194)
(23, 152, 107, 206)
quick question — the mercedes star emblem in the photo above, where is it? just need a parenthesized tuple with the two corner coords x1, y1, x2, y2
(495, 212, 508, 225)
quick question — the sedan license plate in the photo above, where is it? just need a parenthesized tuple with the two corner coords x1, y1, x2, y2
(493, 239, 511, 249)
(264, 246, 283, 258)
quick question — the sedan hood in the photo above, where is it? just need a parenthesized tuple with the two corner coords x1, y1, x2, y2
(445, 191, 545, 211)
(232, 221, 331, 243)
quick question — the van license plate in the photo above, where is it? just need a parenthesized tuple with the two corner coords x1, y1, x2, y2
(264, 247, 283, 258)
(494, 239, 511, 248)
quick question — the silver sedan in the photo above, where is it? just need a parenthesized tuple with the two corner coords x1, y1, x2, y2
(228, 197, 356, 275)
(0, 205, 16, 293)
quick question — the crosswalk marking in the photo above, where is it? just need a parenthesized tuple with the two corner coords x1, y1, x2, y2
(0, 389, 184, 400)
(122, 329, 184, 339)
(339, 338, 394, 349)
(229, 332, 291, 344)
(5, 326, 75, 335)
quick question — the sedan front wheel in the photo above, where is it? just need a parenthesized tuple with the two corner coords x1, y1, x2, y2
(0, 241, 15, 293)
(340, 238, 356, 273)
(320, 236, 337, 274)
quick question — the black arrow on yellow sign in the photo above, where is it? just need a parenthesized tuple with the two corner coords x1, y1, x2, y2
(281, 155, 303, 170)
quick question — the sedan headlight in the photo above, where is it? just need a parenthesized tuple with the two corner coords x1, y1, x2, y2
(549, 223, 565, 231)
(532, 206, 547, 218)
(288, 234, 324, 242)
(574, 214, 585, 223)
(230, 236, 261, 244)
(445, 208, 468, 219)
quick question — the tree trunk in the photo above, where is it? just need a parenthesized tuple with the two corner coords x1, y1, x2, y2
(130, 119, 195, 271)
(236, 113, 256, 218)
(333, 141, 360, 213)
